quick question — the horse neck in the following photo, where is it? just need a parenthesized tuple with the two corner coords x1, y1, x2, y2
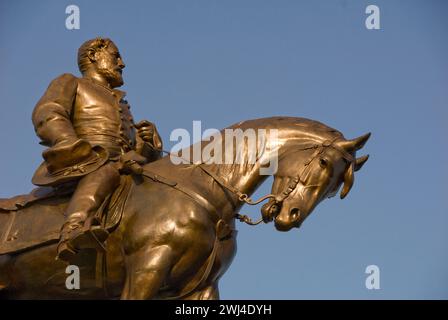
(198, 127, 292, 209)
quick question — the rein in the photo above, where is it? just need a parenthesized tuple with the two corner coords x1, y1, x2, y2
(156, 149, 276, 226)
(150, 137, 354, 227)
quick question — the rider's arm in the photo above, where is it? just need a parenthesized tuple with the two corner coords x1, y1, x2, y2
(32, 73, 78, 147)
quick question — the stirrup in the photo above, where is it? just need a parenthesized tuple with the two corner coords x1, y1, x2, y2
(70, 225, 109, 252)
(56, 241, 78, 262)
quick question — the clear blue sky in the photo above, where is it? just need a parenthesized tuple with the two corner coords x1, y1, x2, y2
(0, 0, 447, 299)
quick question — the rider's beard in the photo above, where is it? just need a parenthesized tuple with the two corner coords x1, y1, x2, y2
(98, 67, 123, 88)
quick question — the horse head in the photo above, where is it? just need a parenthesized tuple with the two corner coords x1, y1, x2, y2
(262, 132, 371, 231)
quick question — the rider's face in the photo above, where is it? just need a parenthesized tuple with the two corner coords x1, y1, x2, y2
(93, 43, 125, 88)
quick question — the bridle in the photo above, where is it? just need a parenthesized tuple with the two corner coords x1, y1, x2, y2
(190, 137, 355, 226)
(150, 138, 355, 226)
(142, 140, 349, 228)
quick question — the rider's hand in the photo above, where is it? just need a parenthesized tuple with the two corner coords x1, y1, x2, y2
(134, 120, 162, 150)
(135, 120, 155, 143)
(118, 150, 147, 175)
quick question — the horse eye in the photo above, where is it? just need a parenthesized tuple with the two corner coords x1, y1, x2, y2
(319, 158, 328, 168)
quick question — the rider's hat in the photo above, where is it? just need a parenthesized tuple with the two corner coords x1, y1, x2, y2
(32, 138, 109, 186)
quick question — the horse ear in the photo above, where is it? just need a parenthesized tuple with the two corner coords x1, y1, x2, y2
(340, 164, 354, 199)
(337, 132, 371, 153)
(354, 155, 369, 172)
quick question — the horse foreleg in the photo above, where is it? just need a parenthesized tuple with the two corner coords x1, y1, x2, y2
(185, 283, 220, 300)
(121, 245, 174, 300)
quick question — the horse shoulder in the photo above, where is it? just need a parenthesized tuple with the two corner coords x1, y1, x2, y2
(122, 181, 215, 256)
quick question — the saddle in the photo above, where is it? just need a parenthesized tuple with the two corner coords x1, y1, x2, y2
(0, 176, 133, 255)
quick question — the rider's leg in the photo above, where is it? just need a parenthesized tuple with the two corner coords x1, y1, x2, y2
(57, 162, 120, 261)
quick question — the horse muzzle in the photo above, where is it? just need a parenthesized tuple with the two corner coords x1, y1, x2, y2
(274, 207, 303, 231)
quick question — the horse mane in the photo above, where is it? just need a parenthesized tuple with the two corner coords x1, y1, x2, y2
(204, 116, 344, 178)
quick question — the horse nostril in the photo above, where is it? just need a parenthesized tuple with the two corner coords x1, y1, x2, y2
(290, 208, 300, 220)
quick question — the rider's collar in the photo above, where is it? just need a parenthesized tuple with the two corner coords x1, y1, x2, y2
(85, 77, 127, 100)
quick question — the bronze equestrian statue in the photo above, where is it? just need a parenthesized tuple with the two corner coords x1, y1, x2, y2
(0, 117, 370, 299)
(0, 38, 371, 299)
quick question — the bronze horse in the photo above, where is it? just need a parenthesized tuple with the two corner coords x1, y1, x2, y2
(0, 117, 370, 299)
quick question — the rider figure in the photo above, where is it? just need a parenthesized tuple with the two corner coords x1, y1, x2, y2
(31, 37, 162, 262)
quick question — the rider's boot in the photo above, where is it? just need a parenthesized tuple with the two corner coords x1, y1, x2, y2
(56, 216, 109, 262)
